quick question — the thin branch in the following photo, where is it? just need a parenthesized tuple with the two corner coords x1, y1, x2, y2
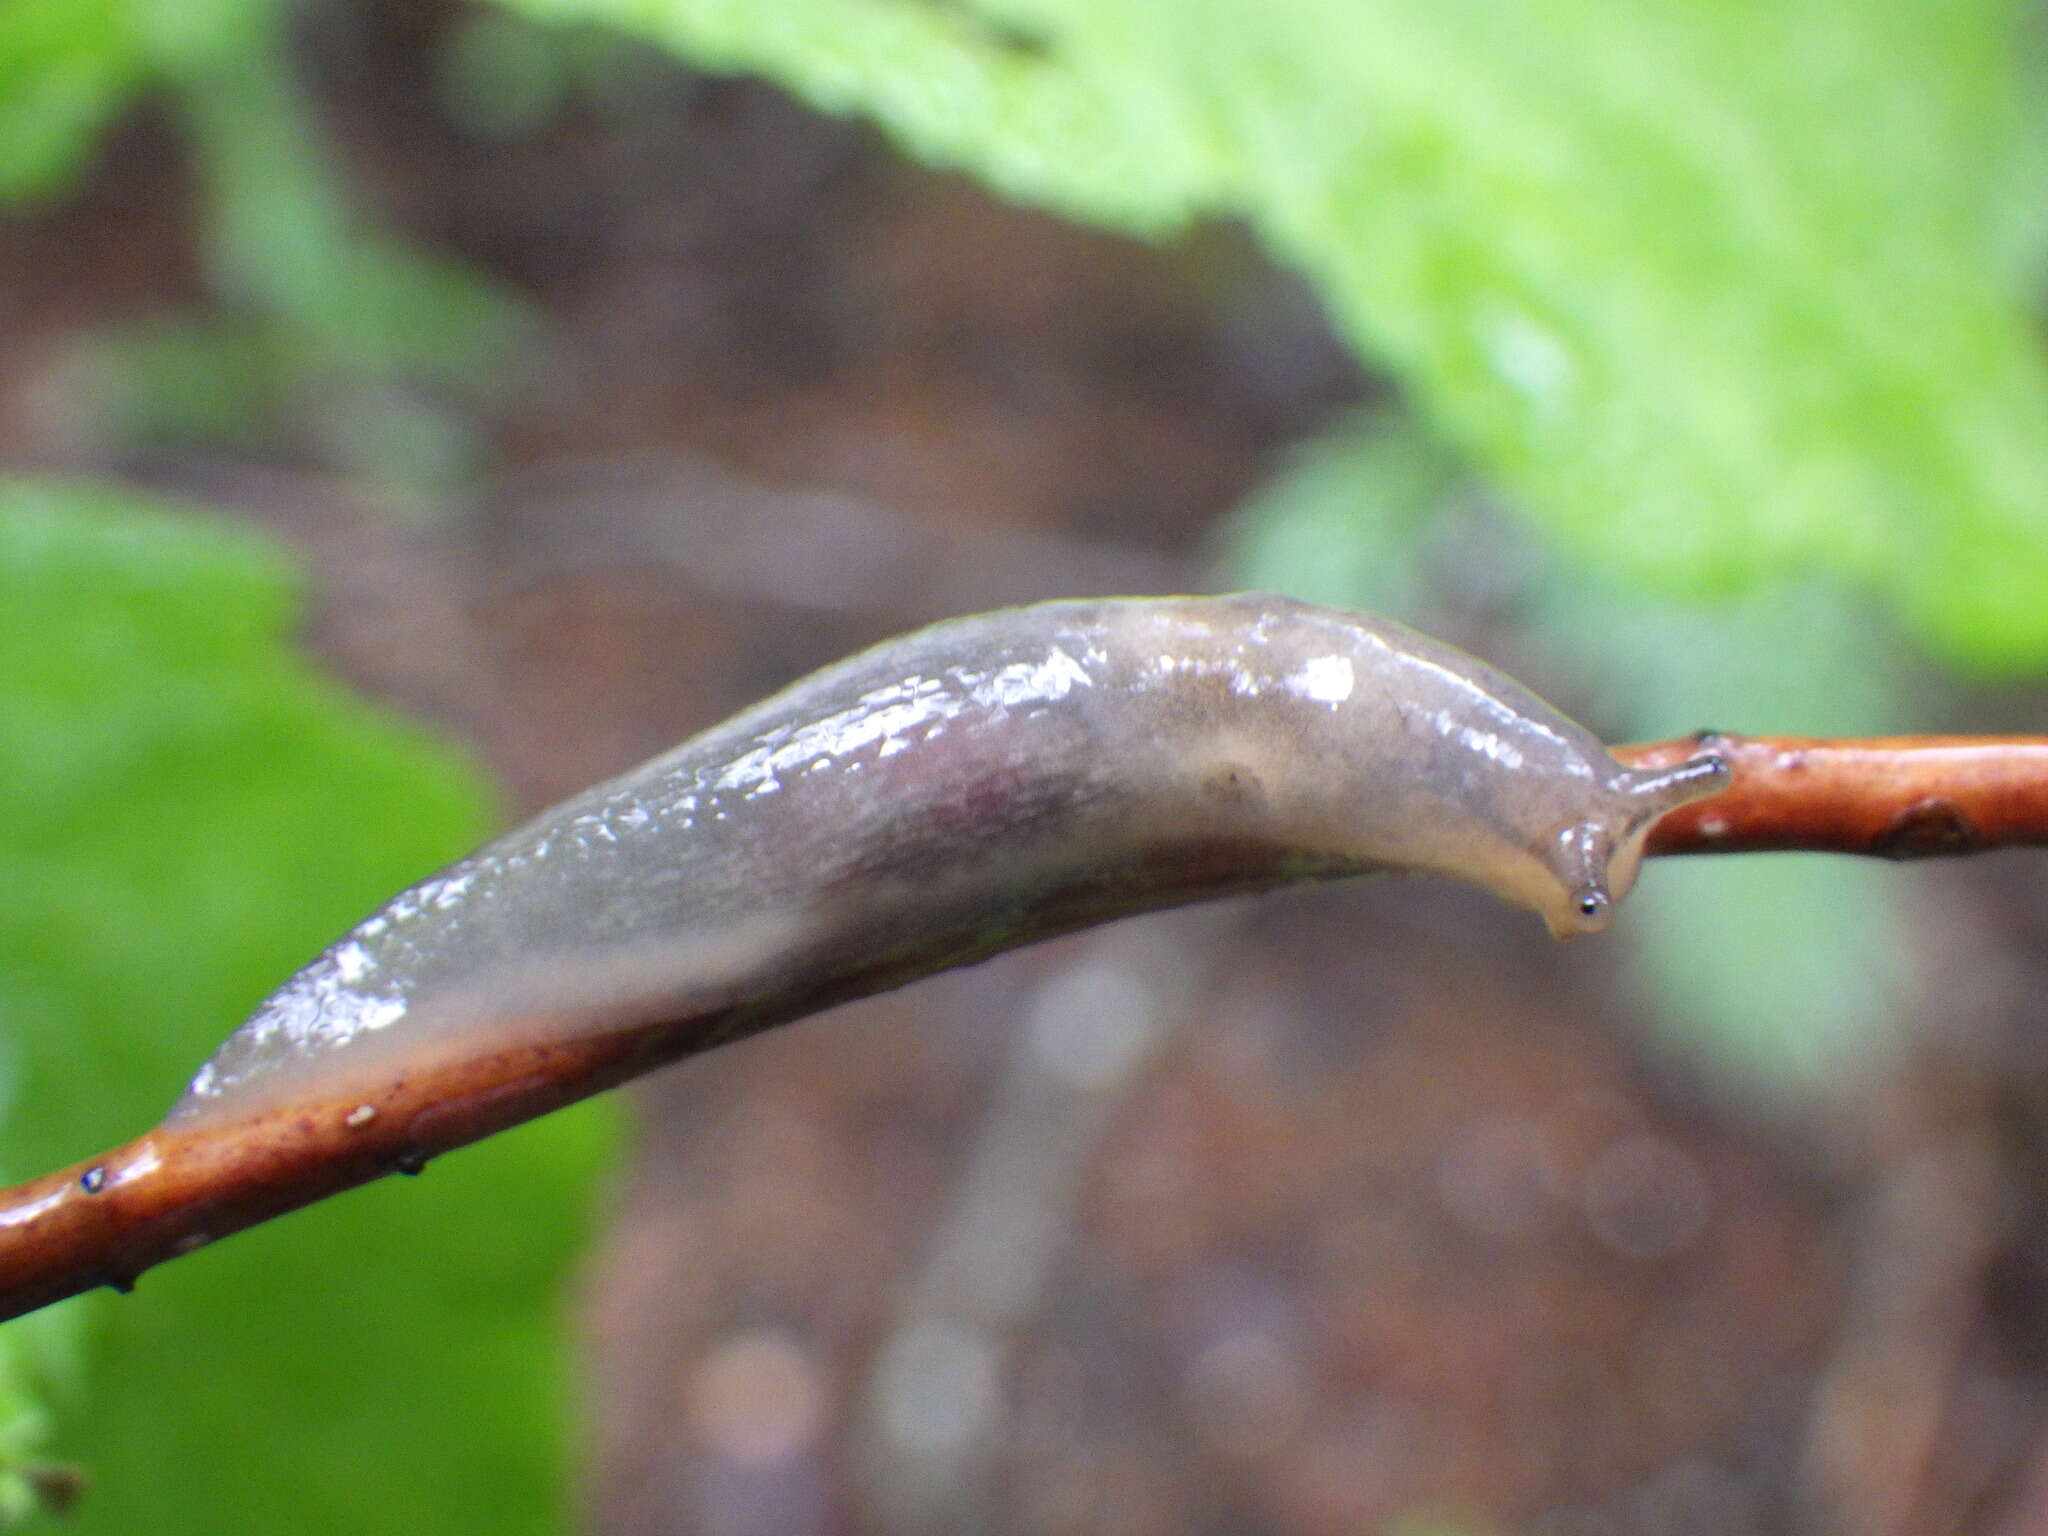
(1620, 733, 2048, 858)
(2, 733, 2045, 1325)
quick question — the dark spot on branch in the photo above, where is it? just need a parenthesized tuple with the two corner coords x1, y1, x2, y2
(79, 1167, 105, 1195)
(23, 1463, 88, 1514)
(394, 1151, 429, 1177)
(1202, 764, 1262, 806)
(1876, 797, 1978, 859)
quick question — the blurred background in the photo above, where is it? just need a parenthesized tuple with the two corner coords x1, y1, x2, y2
(5, 0, 2048, 1531)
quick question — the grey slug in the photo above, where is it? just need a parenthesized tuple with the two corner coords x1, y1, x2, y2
(168, 594, 1728, 1127)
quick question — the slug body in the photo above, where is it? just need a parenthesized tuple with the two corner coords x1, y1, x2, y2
(171, 595, 1727, 1125)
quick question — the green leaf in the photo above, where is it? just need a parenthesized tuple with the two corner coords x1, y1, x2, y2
(0, 0, 147, 201)
(495, 0, 1228, 233)
(0, 482, 614, 1534)
(524, 0, 2048, 668)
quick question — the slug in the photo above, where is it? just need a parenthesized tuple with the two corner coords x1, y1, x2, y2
(172, 593, 1728, 1126)
(0, 595, 1731, 1320)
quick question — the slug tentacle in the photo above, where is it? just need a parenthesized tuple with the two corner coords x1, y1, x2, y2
(1529, 754, 1733, 939)
(1550, 823, 1620, 936)
(1620, 756, 1734, 813)
(163, 594, 1729, 1123)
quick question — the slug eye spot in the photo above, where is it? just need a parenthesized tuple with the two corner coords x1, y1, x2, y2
(1567, 884, 1613, 934)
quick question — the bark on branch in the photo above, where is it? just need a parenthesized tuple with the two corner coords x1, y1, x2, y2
(1621, 733, 2048, 859)
(1, 732, 2044, 1325)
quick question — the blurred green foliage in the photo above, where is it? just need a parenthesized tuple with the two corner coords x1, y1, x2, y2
(500, 0, 2048, 669)
(15, 0, 2047, 658)
(0, 0, 142, 200)
(0, 484, 615, 1532)
(0, 1309, 80, 1525)
(0, 0, 527, 500)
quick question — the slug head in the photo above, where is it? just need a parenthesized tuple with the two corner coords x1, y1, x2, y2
(1538, 752, 1730, 938)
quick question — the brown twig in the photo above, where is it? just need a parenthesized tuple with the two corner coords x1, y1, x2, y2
(2, 733, 2045, 1325)
(1622, 733, 2048, 859)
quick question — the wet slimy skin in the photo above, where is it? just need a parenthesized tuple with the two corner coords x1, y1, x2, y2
(169, 594, 1728, 1127)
